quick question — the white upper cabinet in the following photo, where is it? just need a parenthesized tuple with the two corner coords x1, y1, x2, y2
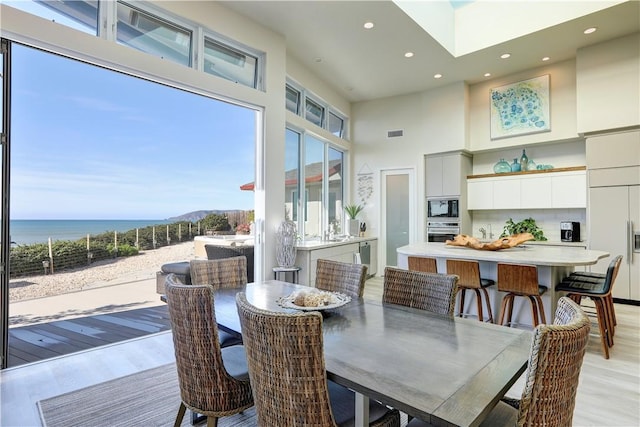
(467, 169, 586, 210)
(426, 153, 469, 198)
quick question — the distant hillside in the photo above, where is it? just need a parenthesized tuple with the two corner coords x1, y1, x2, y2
(167, 210, 244, 222)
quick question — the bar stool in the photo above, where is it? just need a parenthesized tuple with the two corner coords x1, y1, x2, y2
(556, 255, 622, 359)
(497, 263, 547, 327)
(446, 259, 495, 322)
(408, 256, 438, 273)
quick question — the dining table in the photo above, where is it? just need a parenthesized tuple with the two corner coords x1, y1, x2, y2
(213, 280, 532, 427)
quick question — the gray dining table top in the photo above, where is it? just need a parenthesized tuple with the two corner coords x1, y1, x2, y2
(214, 280, 532, 427)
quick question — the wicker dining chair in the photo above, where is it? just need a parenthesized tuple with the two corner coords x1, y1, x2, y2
(315, 258, 368, 298)
(189, 256, 247, 348)
(446, 259, 495, 322)
(235, 292, 401, 427)
(556, 255, 622, 359)
(408, 256, 438, 273)
(164, 275, 253, 427)
(407, 296, 591, 427)
(204, 244, 254, 283)
(382, 267, 458, 315)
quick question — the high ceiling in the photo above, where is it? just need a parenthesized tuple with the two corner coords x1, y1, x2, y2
(220, 1, 640, 103)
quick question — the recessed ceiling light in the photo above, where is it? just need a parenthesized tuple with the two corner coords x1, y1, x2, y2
(500, 53, 511, 59)
(363, 22, 374, 29)
(434, 73, 442, 79)
(542, 56, 550, 61)
(484, 73, 491, 77)
(404, 52, 414, 58)
(583, 27, 597, 34)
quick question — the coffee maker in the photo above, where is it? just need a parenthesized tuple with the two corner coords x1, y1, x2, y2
(560, 221, 581, 242)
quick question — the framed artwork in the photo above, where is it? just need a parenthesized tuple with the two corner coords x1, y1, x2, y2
(490, 74, 550, 140)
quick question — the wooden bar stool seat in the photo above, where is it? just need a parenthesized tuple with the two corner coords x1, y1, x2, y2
(446, 259, 495, 322)
(408, 256, 438, 273)
(497, 263, 547, 328)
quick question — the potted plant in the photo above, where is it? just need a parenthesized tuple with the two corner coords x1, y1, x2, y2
(344, 204, 364, 237)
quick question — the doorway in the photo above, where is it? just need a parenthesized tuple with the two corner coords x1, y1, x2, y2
(380, 168, 416, 268)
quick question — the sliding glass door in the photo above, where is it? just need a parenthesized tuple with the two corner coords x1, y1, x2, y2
(1, 39, 10, 369)
(0, 40, 257, 368)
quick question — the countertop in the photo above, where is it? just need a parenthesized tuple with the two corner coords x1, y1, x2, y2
(397, 242, 608, 267)
(296, 236, 376, 250)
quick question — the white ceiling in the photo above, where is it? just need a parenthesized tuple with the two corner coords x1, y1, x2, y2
(220, 1, 640, 103)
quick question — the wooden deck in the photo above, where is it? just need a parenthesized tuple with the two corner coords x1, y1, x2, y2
(7, 305, 171, 368)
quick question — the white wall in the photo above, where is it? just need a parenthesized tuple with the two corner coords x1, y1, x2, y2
(468, 59, 579, 152)
(576, 32, 640, 133)
(351, 82, 467, 242)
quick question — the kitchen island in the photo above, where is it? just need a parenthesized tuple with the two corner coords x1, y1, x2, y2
(397, 242, 609, 326)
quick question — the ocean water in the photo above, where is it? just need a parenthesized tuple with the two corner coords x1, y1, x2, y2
(10, 219, 171, 245)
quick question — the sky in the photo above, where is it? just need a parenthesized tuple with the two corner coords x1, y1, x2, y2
(10, 43, 256, 220)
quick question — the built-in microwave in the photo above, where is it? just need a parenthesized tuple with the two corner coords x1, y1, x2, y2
(427, 198, 459, 220)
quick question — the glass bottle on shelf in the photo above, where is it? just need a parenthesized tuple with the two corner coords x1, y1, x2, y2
(520, 149, 529, 171)
(511, 158, 521, 172)
(493, 158, 511, 174)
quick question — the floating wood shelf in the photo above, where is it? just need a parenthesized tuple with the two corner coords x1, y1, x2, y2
(467, 165, 586, 180)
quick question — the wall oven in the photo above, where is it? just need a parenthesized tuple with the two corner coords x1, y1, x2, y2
(427, 221, 461, 243)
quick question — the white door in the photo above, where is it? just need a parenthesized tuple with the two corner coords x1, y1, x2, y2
(381, 169, 416, 268)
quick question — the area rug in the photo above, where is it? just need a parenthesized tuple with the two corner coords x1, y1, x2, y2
(37, 363, 257, 427)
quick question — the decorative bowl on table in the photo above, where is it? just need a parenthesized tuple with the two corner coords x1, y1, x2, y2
(276, 289, 351, 311)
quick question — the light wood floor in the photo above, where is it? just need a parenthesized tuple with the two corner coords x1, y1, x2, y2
(1, 277, 638, 426)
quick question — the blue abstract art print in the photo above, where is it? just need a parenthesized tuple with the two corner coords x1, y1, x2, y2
(490, 75, 550, 140)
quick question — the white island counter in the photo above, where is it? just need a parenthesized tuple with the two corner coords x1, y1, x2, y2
(397, 242, 609, 326)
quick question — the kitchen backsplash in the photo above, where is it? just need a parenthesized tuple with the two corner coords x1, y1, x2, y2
(471, 209, 587, 242)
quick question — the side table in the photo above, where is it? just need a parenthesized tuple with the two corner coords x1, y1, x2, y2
(272, 266, 301, 284)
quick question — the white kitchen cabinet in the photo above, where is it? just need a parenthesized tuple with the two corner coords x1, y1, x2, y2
(295, 240, 371, 287)
(493, 178, 520, 209)
(551, 172, 587, 208)
(426, 152, 471, 198)
(467, 180, 493, 210)
(467, 168, 586, 210)
(521, 176, 552, 209)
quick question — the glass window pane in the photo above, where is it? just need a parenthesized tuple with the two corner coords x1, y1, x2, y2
(328, 111, 344, 138)
(285, 129, 300, 222)
(304, 135, 324, 238)
(4, 0, 98, 35)
(116, 2, 192, 67)
(285, 85, 300, 114)
(204, 37, 257, 88)
(305, 97, 324, 127)
(328, 147, 343, 234)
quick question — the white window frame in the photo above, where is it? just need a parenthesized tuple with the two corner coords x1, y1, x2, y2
(286, 79, 349, 140)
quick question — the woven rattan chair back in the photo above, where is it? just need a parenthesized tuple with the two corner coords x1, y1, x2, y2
(190, 256, 247, 289)
(383, 267, 458, 315)
(235, 292, 337, 426)
(516, 296, 591, 427)
(205, 244, 254, 282)
(164, 275, 253, 425)
(315, 258, 368, 298)
(407, 256, 438, 273)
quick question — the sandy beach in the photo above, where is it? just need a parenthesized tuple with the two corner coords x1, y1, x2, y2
(9, 241, 196, 302)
